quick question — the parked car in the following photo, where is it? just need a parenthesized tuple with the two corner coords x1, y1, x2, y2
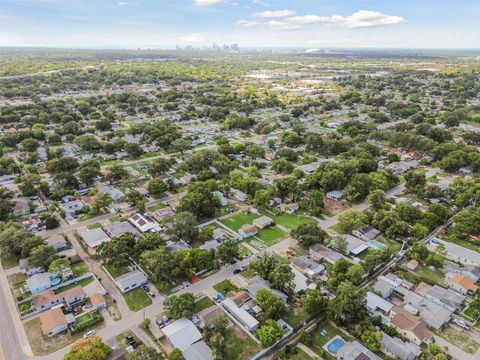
(148, 291, 155, 298)
(156, 319, 165, 329)
(83, 330, 96, 338)
(142, 285, 150, 292)
(233, 265, 247, 274)
(126, 334, 136, 346)
(453, 318, 470, 330)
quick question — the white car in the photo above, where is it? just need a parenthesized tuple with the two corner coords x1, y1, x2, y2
(453, 318, 470, 330)
(83, 330, 96, 338)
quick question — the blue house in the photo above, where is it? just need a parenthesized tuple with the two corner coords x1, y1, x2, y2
(26, 273, 59, 294)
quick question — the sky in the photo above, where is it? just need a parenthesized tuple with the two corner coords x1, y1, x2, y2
(1, 0, 479, 49)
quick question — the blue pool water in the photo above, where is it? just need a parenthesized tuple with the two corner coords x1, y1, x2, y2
(369, 240, 386, 249)
(327, 338, 345, 353)
(50, 276, 61, 286)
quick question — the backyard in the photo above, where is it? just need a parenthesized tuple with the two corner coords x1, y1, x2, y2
(220, 212, 260, 232)
(260, 210, 317, 230)
(305, 322, 352, 359)
(253, 226, 287, 246)
(213, 279, 239, 295)
(123, 288, 152, 311)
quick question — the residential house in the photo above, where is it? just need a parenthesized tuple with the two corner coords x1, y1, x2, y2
(247, 277, 288, 303)
(103, 221, 140, 238)
(80, 228, 111, 251)
(182, 341, 214, 360)
(280, 203, 299, 214)
(32, 286, 86, 312)
(365, 291, 394, 320)
(128, 213, 161, 233)
(326, 190, 343, 201)
(212, 191, 229, 207)
(342, 234, 369, 257)
(406, 259, 419, 271)
(221, 297, 259, 332)
(99, 185, 125, 202)
(253, 215, 273, 229)
(230, 188, 247, 202)
(115, 269, 148, 293)
(291, 256, 325, 278)
(404, 289, 452, 330)
(426, 284, 465, 312)
(90, 293, 107, 310)
(26, 273, 57, 294)
(352, 226, 381, 241)
(381, 333, 421, 360)
(336, 341, 382, 360)
(309, 244, 347, 264)
(428, 238, 480, 266)
(290, 266, 310, 294)
(447, 274, 478, 295)
(161, 318, 204, 351)
(444, 261, 480, 283)
(40, 308, 75, 337)
(389, 306, 433, 346)
(239, 224, 257, 238)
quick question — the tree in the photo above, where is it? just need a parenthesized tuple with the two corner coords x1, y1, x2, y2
(107, 165, 128, 182)
(168, 349, 182, 360)
(255, 288, 287, 319)
(78, 166, 100, 186)
(328, 282, 367, 324)
(404, 170, 426, 191)
(148, 158, 172, 177)
(172, 138, 191, 156)
(48, 258, 71, 281)
(291, 223, 327, 248)
(367, 189, 385, 210)
(346, 264, 365, 285)
(91, 193, 112, 215)
(331, 236, 348, 254)
(420, 343, 448, 360)
(272, 158, 294, 174)
(164, 293, 196, 319)
(187, 248, 214, 273)
(215, 240, 239, 265)
(98, 234, 135, 268)
(44, 215, 60, 229)
(254, 188, 274, 209)
(64, 336, 112, 360)
(301, 190, 324, 216)
(126, 346, 164, 360)
(28, 244, 57, 269)
(412, 223, 429, 240)
(302, 289, 327, 318)
(250, 253, 278, 280)
(170, 212, 199, 243)
(338, 210, 368, 233)
(125, 143, 143, 157)
(257, 320, 285, 348)
(360, 328, 382, 352)
(0, 187, 15, 221)
(148, 179, 168, 197)
(204, 317, 231, 360)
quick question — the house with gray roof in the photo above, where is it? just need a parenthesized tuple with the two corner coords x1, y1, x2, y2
(309, 243, 347, 264)
(428, 237, 480, 266)
(342, 234, 369, 256)
(183, 340, 214, 360)
(425, 284, 465, 312)
(353, 226, 381, 241)
(115, 269, 148, 293)
(103, 221, 140, 238)
(381, 333, 421, 360)
(247, 277, 288, 303)
(79, 228, 110, 251)
(337, 340, 382, 360)
(291, 256, 325, 278)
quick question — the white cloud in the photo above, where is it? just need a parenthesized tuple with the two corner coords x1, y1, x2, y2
(193, 0, 224, 6)
(252, 0, 270, 6)
(326, 10, 406, 28)
(236, 19, 261, 28)
(253, 9, 295, 18)
(267, 20, 301, 31)
(118, 1, 131, 5)
(287, 15, 329, 25)
(178, 32, 204, 43)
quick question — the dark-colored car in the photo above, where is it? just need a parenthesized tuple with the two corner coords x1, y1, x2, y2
(142, 285, 150, 292)
(126, 334, 136, 346)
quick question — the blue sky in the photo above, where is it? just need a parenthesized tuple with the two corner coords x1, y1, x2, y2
(1, 0, 479, 48)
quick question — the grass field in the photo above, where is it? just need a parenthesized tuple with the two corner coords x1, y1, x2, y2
(53, 277, 93, 294)
(194, 296, 215, 313)
(414, 265, 446, 285)
(220, 212, 260, 232)
(434, 326, 480, 354)
(123, 288, 152, 311)
(147, 203, 167, 212)
(260, 210, 317, 230)
(104, 264, 129, 278)
(213, 279, 238, 295)
(328, 223, 347, 235)
(448, 237, 480, 252)
(115, 330, 141, 349)
(254, 226, 287, 246)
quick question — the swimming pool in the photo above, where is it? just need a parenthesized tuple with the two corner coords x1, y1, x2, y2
(369, 240, 386, 249)
(325, 336, 346, 354)
(50, 276, 61, 286)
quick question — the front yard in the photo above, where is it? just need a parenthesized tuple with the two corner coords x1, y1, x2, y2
(194, 296, 215, 313)
(220, 212, 260, 232)
(434, 326, 480, 354)
(213, 279, 239, 295)
(123, 288, 152, 311)
(253, 226, 287, 246)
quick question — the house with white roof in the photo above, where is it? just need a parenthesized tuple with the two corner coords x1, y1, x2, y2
(428, 237, 480, 266)
(129, 213, 161, 233)
(79, 228, 111, 251)
(342, 234, 369, 256)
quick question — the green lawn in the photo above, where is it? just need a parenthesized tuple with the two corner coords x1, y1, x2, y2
(71, 262, 90, 277)
(283, 306, 310, 327)
(260, 210, 317, 230)
(87, 223, 102, 230)
(220, 213, 260, 232)
(434, 326, 480, 354)
(414, 265, 446, 286)
(53, 277, 93, 294)
(194, 296, 215, 313)
(213, 279, 239, 295)
(147, 203, 166, 212)
(109, 216, 124, 223)
(328, 223, 347, 235)
(104, 264, 130, 278)
(115, 330, 141, 349)
(463, 305, 479, 324)
(1, 255, 18, 269)
(254, 226, 287, 246)
(123, 288, 152, 312)
(308, 322, 352, 355)
(448, 237, 480, 252)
